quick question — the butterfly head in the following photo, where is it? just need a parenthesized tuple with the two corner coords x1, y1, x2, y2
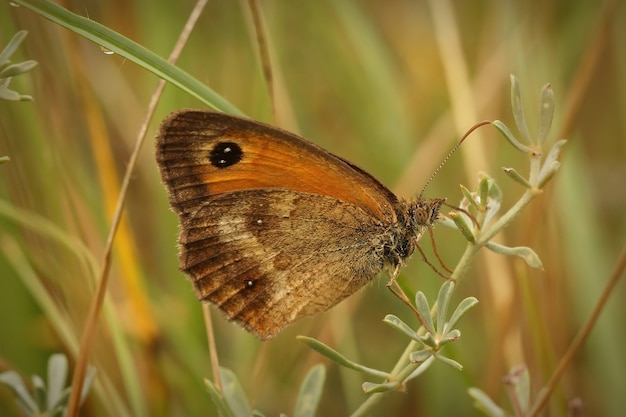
(408, 197, 446, 233)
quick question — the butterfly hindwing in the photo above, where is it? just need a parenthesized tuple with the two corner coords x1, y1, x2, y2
(178, 189, 388, 339)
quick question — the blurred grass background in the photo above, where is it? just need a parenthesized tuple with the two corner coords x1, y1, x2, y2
(1, 0, 625, 416)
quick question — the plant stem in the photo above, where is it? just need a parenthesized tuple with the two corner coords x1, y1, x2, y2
(350, 159, 546, 416)
(476, 189, 535, 246)
(350, 240, 479, 417)
(527, 246, 626, 417)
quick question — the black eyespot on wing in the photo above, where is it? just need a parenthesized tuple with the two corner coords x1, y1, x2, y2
(209, 141, 243, 169)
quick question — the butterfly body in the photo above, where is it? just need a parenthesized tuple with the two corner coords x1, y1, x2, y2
(156, 110, 443, 339)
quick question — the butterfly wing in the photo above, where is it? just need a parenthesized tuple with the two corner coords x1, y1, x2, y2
(156, 110, 399, 220)
(180, 189, 387, 339)
(156, 110, 401, 339)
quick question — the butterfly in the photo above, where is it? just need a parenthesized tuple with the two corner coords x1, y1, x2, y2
(156, 110, 445, 340)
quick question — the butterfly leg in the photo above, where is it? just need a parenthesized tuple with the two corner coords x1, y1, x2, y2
(415, 242, 456, 282)
(386, 265, 415, 311)
(427, 228, 453, 274)
(386, 265, 439, 335)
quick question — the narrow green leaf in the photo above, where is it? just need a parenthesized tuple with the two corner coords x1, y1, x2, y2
(204, 378, 236, 417)
(450, 211, 476, 243)
(468, 387, 507, 417)
(420, 333, 439, 350)
(414, 292, 435, 334)
(482, 190, 501, 230)
(0, 84, 22, 101)
(409, 349, 432, 364)
(48, 387, 69, 417)
(47, 354, 67, 411)
(383, 314, 421, 343)
(537, 83, 555, 144)
(537, 160, 560, 189)
(436, 280, 455, 334)
(362, 380, 399, 394)
(502, 167, 532, 189)
(294, 365, 326, 417)
(439, 329, 461, 347)
(492, 120, 532, 153)
(220, 368, 253, 417)
(460, 185, 479, 210)
(478, 175, 490, 210)
(509, 75, 533, 144)
(32, 375, 46, 411)
(486, 242, 544, 269)
(0, 155, 10, 164)
(537, 139, 566, 188)
(445, 297, 479, 334)
(487, 176, 503, 202)
(297, 336, 391, 379)
(434, 352, 463, 371)
(436, 215, 458, 230)
(0, 30, 28, 65)
(0, 371, 38, 413)
(542, 139, 567, 169)
(0, 60, 38, 78)
(405, 356, 435, 382)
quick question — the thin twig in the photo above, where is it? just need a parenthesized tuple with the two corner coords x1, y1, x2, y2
(66, 1, 208, 415)
(203, 304, 222, 391)
(528, 246, 626, 417)
(556, 0, 619, 140)
(247, 0, 276, 120)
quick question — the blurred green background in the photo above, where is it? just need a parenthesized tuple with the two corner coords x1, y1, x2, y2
(1, 0, 625, 416)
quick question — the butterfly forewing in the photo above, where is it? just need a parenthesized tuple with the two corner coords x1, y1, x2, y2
(156, 110, 399, 219)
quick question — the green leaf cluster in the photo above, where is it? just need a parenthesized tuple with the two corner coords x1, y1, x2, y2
(0, 354, 95, 417)
(0, 30, 37, 101)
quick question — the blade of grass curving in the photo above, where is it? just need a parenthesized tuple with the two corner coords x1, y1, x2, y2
(13, 0, 242, 115)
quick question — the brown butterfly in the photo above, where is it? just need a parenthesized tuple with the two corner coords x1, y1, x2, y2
(156, 110, 445, 340)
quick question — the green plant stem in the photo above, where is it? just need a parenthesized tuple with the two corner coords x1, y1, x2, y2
(350, 240, 477, 417)
(389, 341, 420, 375)
(350, 385, 385, 417)
(351, 151, 546, 416)
(476, 188, 536, 247)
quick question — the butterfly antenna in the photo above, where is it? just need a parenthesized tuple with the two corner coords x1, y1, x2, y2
(418, 120, 491, 198)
